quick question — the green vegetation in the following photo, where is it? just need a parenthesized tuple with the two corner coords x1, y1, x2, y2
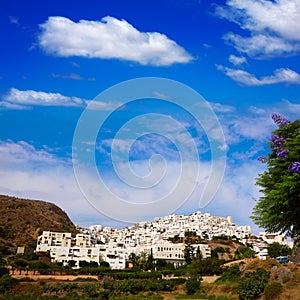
(0, 255, 299, 299)
(0, 275, 17, 294)
(264, 281, 283, 300)
(253, 115, 300, 236)
(185, 277, 200, 295)
(267, 242, 292, 258)
(234, 246, 255, 259)
(237, 268, 270, 300)
(215, 265, 240, 284)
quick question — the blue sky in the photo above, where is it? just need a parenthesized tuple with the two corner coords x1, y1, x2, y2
(1, 0, 300, 233)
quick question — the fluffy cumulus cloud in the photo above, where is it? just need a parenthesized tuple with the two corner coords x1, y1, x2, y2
(216, 65, 300, 86)
(38, 16, 193, 66)
(216, 0, 300, 57)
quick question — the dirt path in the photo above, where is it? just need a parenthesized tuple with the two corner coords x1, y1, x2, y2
(11, 274, 98, 281)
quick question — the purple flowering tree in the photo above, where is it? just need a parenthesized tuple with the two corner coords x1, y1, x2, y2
(252, 113, 300, 237)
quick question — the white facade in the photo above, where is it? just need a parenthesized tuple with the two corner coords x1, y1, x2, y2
(36, 231, 72, 251)
(36, 211, 254, 268)
(36, 231, 211, 269)
(259, 232, 293, 248)
(50, 246, 102, 268)
(149, 241, 211, 267)
(87, 211, 252, 248)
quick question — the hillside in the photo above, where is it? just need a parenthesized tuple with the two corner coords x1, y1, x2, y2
(0, 195, 77, 250)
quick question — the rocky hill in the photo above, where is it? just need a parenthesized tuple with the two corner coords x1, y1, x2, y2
(0, 195, 77, 251)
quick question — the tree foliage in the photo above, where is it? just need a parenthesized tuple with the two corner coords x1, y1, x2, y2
(238, 268, 270, 300)
(185, 277, 200, 295)
(267, 242, 292, 258)
(184, 244, 194, 265)
(235, 247, 255, 259)
(189, 257, 223, 276)
(252, 114, 300, 236)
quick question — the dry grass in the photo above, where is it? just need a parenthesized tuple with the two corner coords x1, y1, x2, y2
(0, 194, 77, 249)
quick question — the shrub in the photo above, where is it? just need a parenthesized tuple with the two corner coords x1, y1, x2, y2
(238, 268, 270, 300)
(0, 275, 17, 294)
(264, 282, 283, 300)
(216, 264, 240, 284)
(267, 242, 292, 258)
(185, 277, 200, 295)
(0, 267, 9, 278)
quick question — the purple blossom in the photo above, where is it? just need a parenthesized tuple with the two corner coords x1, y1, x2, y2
(270, 134, 286, 148)
(272, 113, 290, 127)
(258, 156, 266, 163)
(276, 149, 289, 159)
(289, 162, 300, 174)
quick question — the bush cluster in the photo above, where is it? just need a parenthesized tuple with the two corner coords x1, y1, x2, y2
(238, 268, 270, 300)
(264, 281, 283, 300)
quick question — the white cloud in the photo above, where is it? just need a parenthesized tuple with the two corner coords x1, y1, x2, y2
(38, 16, 193, 66)
(282, 99, 300, 114)
(9, 16, 19, 25)
(1, 88, 118, 110)
(4, 97, 300, 230)
(216, 0, 300, 57)
(203, 160, 264, 233)
(0, 140, 65, 166)
(0, 140, 104, 226)
(3, 88, 86, 108)
(52, 73, 84, 80)
(210, 102, 235, 113)
(228, 54, 247, 66)
(216, 65, 300, 86)
(224, 32, 300, 58)
(0, 101, 26, 110)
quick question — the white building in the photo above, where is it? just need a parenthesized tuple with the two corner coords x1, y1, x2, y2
(36, 231, 72, 251)
(259, 232, 293, 248)
(36, 210, 252, 269)
(50, 246, 102, 268)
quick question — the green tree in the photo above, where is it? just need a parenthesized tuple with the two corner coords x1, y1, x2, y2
(0, 275, 17, 294)
(13, 258, 28, 275)
(89, 261, 99, 268)
(128, 253, 139, 268)
(238, 268, 270, 300)
(252, 114, 300, 236)
(0, 267, 8, 278)
(235, 247, 255, 259)
(184, 244, 194, 265)
(189, 257, 222, 276)
(267, 242, 292, 258)
(146, 248, 155, 271)
(79, 260, 90, 268)
(35, 260, 52, 274)
(68, 260, 77, 268)
(216, 264, 240, 284)
(185, 277, 200, 295)
(100, 261, 110, 268)
(155, 259, 167, 271)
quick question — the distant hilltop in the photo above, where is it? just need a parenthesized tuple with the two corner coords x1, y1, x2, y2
(86, 211, 252, 246)
(0, 193, 252, 252)
(0, 195, 77, 251)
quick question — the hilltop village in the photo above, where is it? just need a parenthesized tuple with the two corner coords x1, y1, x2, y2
(36, 211, 291, 269)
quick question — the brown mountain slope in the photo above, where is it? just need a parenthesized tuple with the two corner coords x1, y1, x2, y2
(0, 195, 77, 250)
